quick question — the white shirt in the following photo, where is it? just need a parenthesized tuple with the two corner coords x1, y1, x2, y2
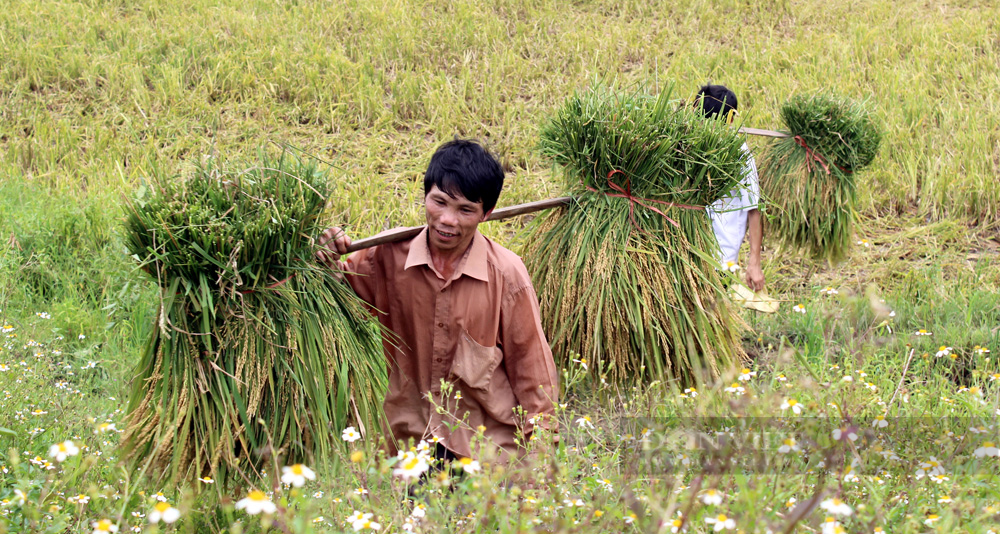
(706, 142, 760, 265)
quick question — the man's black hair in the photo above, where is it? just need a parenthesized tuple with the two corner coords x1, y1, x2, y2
(423, 139, 504, 214)
(697, 84, 739, 120)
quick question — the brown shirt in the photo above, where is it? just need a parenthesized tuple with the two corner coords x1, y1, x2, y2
(342, 228, 559, 460)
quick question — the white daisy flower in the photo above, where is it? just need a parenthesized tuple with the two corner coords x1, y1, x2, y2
(781, 398, 803, 414)
(778, 437, 800, 454)
(281, 464, 316, 487)
(704, 514, 735, 531)
(700, 489, 723, 505)
(342, 426, 362, 443)
(91, 519, 119, 534)
(458, 457, 481, 474)
(392, 451, 429, 481)
(148, 502, 181, 524)
(975, 442, 1000, 457)
(820, 498, 853, 516)
(832, 428, 858, 442)
(48, 441, 80, 462)
(916, 457, 945, 479)
(235, 490, 277, 515)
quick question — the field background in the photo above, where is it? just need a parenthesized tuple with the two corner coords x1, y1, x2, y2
(2, 0, 1000, 532)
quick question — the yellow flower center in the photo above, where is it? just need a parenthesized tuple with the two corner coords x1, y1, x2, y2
(247, 490, 267, 501)
(460, 458, 473, 465)
(96, 520, 112, 529)
(291, 464, 304, 475)
(403, 457, 421, 470)
(155, 502, 171, 512)
(788, 399, 798, 406)
(58, 443, 68, 452)
(984, 442, 996, 448)
(716, 514, 728, 522)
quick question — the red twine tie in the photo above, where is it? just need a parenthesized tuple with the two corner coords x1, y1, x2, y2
(584, 170, 704, 231)
(793, 136, 852, 175)
(793, 135, 831, 175)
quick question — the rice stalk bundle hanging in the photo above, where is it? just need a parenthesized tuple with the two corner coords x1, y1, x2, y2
(121, 152, 387, 488)
(523, 84, 749, 386)
(759, 93, 882, 262)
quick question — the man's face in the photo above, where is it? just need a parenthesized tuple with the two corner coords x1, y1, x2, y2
(424, 184, 489, 255)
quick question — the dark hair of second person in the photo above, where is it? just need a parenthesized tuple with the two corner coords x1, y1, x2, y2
(697, 84, 739, 121)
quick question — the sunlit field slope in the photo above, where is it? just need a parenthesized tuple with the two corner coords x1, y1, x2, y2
(2, 0, 1000, 533)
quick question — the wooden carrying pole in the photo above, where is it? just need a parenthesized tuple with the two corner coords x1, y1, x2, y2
(346, 196, 574, 253)
(344, 128, 788, 253)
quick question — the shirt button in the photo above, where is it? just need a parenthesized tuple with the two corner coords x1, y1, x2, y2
(437, 323, 444, 328)
(433, 391, 440, 397)
(436, 358, 443, 363)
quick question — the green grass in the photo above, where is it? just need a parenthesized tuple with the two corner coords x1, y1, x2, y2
(2, 0, 999, 223)
(2, 0, 1000, 532)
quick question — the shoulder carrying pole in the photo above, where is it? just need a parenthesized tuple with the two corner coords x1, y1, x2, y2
(345, 197, 574, 253)
(344, 127, 788, 253)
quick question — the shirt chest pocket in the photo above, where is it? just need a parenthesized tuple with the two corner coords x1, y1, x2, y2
(451, 331, 503, 391)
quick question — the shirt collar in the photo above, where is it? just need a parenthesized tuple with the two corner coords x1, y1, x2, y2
(404, 227, 489, 282)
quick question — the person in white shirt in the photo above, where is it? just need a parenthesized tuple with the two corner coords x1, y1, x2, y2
(696, 84, 765, 292)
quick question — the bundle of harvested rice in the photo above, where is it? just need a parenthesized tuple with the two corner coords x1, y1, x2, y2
(759, 93, 882, 262)
(122, 153, 386, 487)
(523, 84, 749, 385)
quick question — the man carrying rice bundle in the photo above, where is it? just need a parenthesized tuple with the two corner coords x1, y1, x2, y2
(316, 139, 559, 465)
(696, 84, 766, 293)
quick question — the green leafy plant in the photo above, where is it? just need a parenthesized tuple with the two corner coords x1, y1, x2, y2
(523, 83, 749, 386)
(760, 93, 882, 262)
(120, 151, 387, 489)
